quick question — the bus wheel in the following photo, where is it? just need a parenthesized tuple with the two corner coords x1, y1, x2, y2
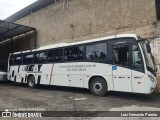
(27, 76, 36, 88)
(89, 77, 107, 96)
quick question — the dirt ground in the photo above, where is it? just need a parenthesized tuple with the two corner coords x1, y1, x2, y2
(0, 81, 160, 120)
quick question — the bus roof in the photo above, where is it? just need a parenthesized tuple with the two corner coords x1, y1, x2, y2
(36, 34, 138, 50)
(12, 34, 138, 55)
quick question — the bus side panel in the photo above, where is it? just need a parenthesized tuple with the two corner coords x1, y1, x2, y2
(19, 65, 27, 83)
(16, 65, 25, 83)
(18, 65, 32, 84)
(19, 64, 54, 85)
(52, 63, 69, 86)
(131, 70, 146, 93)
(132, 69, 156, 94)
(39, 64, 53, 85)
(52, 62, 113, 89)
(9, 66, 19, 82)
(82, 63, 113, 90)
(104, 75, 113, 91)
(69, 75, 83, 88)
(53, 75, 69, 86)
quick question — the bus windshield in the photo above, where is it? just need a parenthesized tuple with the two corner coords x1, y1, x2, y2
(140, 40, 156, 75)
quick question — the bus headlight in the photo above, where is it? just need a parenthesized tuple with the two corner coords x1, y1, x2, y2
(148, 75, 155, 83)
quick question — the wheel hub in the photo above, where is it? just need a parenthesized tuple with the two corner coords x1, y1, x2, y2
(93, 82, 103, 92)
(29, 78, 34, 86)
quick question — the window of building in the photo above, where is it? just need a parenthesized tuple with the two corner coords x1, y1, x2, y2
(23, 54, 34, 64)
(55, 49, 63, 62)
(86, 42, 107, 60)
(14, 55, 22, 65)
(47, 50, 55, 62)
(34, 51, 47, 63)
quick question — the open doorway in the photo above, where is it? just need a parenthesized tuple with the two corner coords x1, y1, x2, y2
(113, 44, 130, 67)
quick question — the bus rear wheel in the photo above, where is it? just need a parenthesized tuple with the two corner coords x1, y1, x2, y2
(89, 77, 108, 96)
(27, 76, 36, 88)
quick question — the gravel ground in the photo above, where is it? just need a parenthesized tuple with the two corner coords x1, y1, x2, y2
(0, 81, 160, 120)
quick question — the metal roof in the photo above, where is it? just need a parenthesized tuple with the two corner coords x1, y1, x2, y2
(0, 20, 36, 42)
(5, 0, 57, 22)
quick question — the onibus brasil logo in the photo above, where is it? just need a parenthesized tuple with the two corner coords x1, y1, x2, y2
(2, 109, 42, 118)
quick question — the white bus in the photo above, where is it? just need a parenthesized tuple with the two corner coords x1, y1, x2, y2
(7, 34, 157, 96)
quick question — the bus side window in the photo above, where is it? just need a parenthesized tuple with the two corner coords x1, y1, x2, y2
(23, 54, 33, 64)
(77, 46, 84, 60)
(14, 55, 22, 65)
(64, 46, 84, 61)
(9, 55, 14, 65)
(86, 44, 96, 60)
(35, 52, 47, 63)
(96, 43, 107, 60)
(64, 47, 74, 61)
(86, 43, 107, 60)
(55, 49, 63, 62)
(47, 50, 55, 62)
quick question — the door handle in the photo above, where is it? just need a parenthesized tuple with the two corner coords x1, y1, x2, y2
(118, 77, 125, 78)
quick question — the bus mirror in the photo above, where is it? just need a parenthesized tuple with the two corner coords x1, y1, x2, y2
(146, 43, 151, 53)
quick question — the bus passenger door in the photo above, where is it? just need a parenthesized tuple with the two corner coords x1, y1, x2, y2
(131, 44, 145, 93)
(112, 44, 132, 92)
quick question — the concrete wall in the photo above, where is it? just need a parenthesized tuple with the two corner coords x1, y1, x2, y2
(0, 0, 157, 63)
(151, 21, 160, 69)
(14, 0, 157, 48)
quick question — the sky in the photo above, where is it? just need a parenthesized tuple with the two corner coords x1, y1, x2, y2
(0, 0, 37, 20)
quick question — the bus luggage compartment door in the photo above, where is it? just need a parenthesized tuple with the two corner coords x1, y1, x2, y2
(112, 66, 132, 92)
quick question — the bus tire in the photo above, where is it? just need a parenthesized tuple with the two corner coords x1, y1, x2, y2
(89, 77, 108, 96)
(27, 76, 36, 88)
